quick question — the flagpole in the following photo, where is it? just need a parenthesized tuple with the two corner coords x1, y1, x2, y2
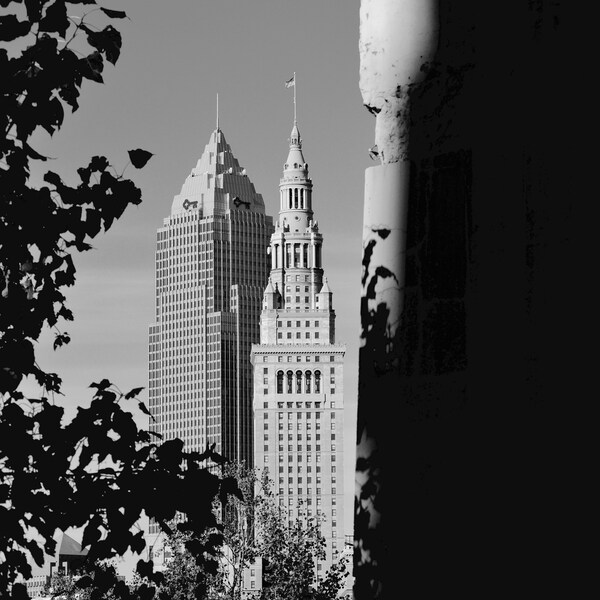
(294, 71, 297, 124)
(216, 92, 219, 130)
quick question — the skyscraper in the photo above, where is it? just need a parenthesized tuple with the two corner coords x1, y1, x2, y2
(148, 126, 274, 482)
(251, 121, 346, 574)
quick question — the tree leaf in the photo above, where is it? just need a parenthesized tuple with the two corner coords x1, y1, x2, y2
(138, 401, 155, 422)
(89, 378, 111, 391)
(85, 24, 122, 65)
(43, 171, 62, 187)
(100, 7, 129, 20)
(89, 155, 109, 172)
(39, 0, 69, 38)
(124, 386, 144, 399)
(0, 15, 31, 42)
(128, 148, 153, 169)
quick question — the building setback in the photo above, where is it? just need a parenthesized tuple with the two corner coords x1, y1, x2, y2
(148, 127, 274, 510)
(251, 121, 346, 576)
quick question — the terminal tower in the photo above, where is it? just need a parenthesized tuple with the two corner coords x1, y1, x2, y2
(251, 120, 347, 574)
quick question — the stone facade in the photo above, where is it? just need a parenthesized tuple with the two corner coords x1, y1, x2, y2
(251, 122, 346, 576)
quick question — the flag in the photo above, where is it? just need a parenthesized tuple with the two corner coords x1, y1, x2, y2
(285, 75, 295, 88)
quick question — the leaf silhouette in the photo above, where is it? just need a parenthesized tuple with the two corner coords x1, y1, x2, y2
(128, 149, 153, 169)
(100, 7, 129, 19)
(125, 386, 145, 399)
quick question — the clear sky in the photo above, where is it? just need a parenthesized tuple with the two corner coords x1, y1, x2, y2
(24, 0, 374, 538)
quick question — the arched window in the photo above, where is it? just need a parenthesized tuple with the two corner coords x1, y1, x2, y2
(286, 371, 293, 394)
(300, 189, 304, 209)
(296, 370, 303, 394)
(305, 371, 312, 393)
(314, 370, 321, 393)
(288, 189, 292, 208)
(277, 371, 284, 394)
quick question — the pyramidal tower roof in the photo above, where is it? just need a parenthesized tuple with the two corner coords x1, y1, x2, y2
(283, 122, 308, 176)
(171, 127, 266, 217)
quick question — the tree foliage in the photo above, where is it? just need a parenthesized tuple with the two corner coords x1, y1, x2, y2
(0, 2, 235, 599)
(157, 466, 349, 600)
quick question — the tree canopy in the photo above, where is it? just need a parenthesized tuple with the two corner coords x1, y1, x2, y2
(157, 466, 350, 600)
(0, 2, 239, 598)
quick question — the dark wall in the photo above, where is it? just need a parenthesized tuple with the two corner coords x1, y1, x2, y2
(355, 2, 589, 597)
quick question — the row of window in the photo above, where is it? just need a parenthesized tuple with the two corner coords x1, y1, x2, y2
(265, 444, 336, 452)
(264, 355, 337, 363)
(279, 476, 336, 484)
(275, 370, 322, 394)
(278, 487, 337, 495)
(278, 319, 320, 327)
(278, 331, 320, 340)
(264, 454, 337, 463)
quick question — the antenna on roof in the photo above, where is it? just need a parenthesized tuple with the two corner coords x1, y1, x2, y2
(216, 92, 219, 130)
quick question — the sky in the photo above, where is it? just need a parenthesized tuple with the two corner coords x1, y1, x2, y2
(23, 0, 374, 539)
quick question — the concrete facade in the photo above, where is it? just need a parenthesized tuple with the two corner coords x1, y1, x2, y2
(251, 122, 346, 577)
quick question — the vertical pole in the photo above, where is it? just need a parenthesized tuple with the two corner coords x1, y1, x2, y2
(354, 1, 438, 599)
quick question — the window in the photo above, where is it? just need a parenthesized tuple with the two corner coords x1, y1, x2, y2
(296, 371, 302, 393)
(287, 321, 292, 327)
(330, 356, 335, 362)
(263, 402, 268, 408)
(296, 321, 301, 327)
(277, 320, 282, 326)
(264, 367, 269, 374)
(295, 296, 300, 303)
(287, 371, 293, 393)
(315, 356, 320, 362)
(264, 445, 268, 451)
(278, 332, 283, 339)
(305, 332, 310, 339)
(263, 356, 267, 362)
(296, 332, 301, 339)
(287, 332, 292, 339)
(277, 371, 284, 394)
